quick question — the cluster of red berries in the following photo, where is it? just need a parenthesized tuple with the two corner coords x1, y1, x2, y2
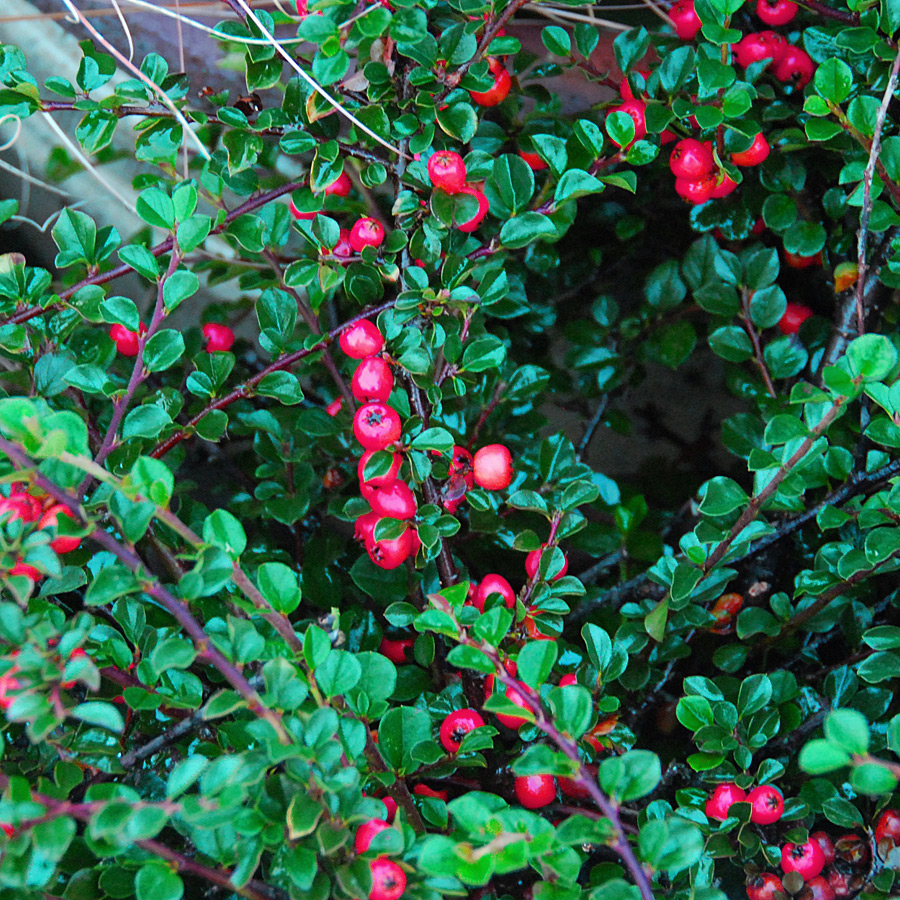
(706, 785, 895, 899)
(354, 818, 407, 900)
(427, 150, 489, 234)
(0, 486, 82, 583)
(343, 319, 420, 570)
(289, 167, 386, 257)
(667, 132, 769, 206)
(110, 322, 234, 356)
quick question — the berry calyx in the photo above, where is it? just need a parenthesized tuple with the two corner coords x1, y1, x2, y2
(747, 784, 784, 824)
(731, 132, 770, 167)
(746, 872, 785, 900)
(202, 323, 235, 353)
(469, 58, 511, 107)
(439, 708, 485, 752)
(778, 302, 814, 335)
(669, 138, 715, 180)
(110, 322, 148, 357)
(514, 774, 556, 809)
(472, 444, 513, 490)
(350, 217, 386, 252)
(471, 573, 516, 611)
(38, 504, 80, 554)
(368, 857, 406, 900)
(670, 0, 702, 39)
(525, 544, 568, 581)
(705, 782, 747, 820)
(355, 819, 391, 853)
(428, 151, 467, 193)
(341, 321, 385, 359)
(781, 839, 826, 880)
(368, 479, 418, 520)
(353, 357, 394, 403)
(457, 183, 490, 233)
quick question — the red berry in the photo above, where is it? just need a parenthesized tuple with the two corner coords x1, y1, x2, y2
(355, 512, 380, 543)
(354, 403, 402, 451)
(675, 174, 716, 205)
(709, 592, 743, 634)
(355, 819, 390, 854)
(747, 785, 784, 824)
(449, 446, 475, 489)
(472, 444, 513, 490)
(471, 574, 516, 611)
(332, 228, 355, 258)
(353, 357, 394, 403)
(324, 170, 353, 197)
(733, 31, 788, 69)
(366, 527, 416, 569)
(559, 673, 578, 687)
(705, 782, 747, 820)
(457, 183, 490, 233)
(558, 764, 595, 800)
(875, 808, 900, 848)
(0, 824, 13, 838)
(428, 151, 467, 193)
(288, 197, 316, 220)
(525, 544, 568, 581)
(326, 398, 344, 417)
(359, 450, 403, 495)
(797, 876, 835, 900)
(519, 151, 547, 171)
(0, 493, 40, 525)
(9, 559, 41, 582)
(756, 0, 797, 25)
(350, 217, 386, 252)
(514, 774, 556, 809)
(608, 100, 647, 148)
(778, 302, 814, 335)
(368, 858, 406, 900)
(833, 833, 869, 866)
(439, 708, 485, 752)
(38, 504, 80, 554)
(202, 323, 235, 353)
(484, 675, 533, 729)
(810, 832, 835, 866)
(774, 46, 815, 88)
(381, 796, 398, 821)
(710, 172, 739, 199)
(378, 636, 414, 664)
(781, 840, 826, 880)
(110, 322, 147, 357)
(469, 58, 511, 107)
(746, 872, 785, 900)
(368, 480, 417, 520)
(732, 132, 770, 167)
(413, 784, 448, 800)
(784, 250, 822, 270)
(340, 320, 385, 359)
(669, 139, 715, 179)
(670, 0, 702, 39)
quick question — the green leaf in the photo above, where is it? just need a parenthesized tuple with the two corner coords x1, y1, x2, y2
(518, 640, 558, 689)
(799, 739, 851, 774)
(378, 706, 432, 771)
(499, 212, 556, 249)
(163, 270, 200, 311)
(143, 329, 185, 372)
(315, 650, 361, 698)
(136, 188, 175, 230)
(446, 645, 495, 674)
(71, 701, 124, 733)
(846, 334, 898, 383)
(258, 562, 302, 614)
(824, 708, 869, 755)
(599, 749, 661, 802)
(203, 509, 247, 559)
(136, 865, 183, 900)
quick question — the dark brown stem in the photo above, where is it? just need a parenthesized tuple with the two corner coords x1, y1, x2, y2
(362, 727, 426, 832)
(795, 0, 858, 22)
(740, 290, 777, 399)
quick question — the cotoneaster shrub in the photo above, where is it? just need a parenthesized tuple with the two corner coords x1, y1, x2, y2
(1, 0, 900, 897)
